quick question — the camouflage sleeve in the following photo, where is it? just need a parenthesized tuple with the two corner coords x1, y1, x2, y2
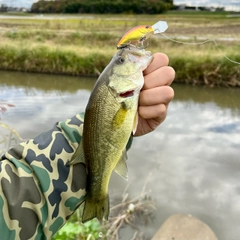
(0, 112, 87, 240)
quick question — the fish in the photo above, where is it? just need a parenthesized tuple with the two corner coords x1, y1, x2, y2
(117, 21, 168, 49)
(71, 46, 153, 223)
(117, 25, 154, 49)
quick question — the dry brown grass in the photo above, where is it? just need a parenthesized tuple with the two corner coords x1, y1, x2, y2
(0, 12, 240, 86)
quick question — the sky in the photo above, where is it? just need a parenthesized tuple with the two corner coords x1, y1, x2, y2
(175, 0, 240, 11)
(1, 0, 240, 11)
(0, 0, 36, 8)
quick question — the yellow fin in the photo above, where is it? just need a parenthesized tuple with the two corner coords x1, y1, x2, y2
(112, 106, 128, 130)
(114, 150, 128, 180)
(82, 195, 109, 223)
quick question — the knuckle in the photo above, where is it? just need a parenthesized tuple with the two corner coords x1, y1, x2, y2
(157, 104, 167, 116)
(166, 86, 175, 100)
(167, 66, 176, 80)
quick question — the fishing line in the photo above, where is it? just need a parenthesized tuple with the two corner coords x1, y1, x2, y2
(159, 32, 240, 65)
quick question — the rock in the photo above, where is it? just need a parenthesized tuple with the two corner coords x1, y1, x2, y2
(151, 214, 218, 240)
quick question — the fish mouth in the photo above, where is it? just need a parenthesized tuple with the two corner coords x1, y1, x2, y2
(119, 90, 134, 98)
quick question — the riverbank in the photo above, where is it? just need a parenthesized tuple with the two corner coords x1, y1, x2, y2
(0, 12, 240, 87)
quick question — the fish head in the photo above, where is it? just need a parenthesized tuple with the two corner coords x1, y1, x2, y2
(108, 46, 153, 103)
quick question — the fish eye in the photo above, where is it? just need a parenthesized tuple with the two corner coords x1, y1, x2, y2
(116, 57, 125, 64)
(145, 25, 150, 29)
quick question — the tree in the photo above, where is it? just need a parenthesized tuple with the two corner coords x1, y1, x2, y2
(30, 0, 173, 14)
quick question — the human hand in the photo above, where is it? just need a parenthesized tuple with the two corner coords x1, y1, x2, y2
(134, 53, 175, 137)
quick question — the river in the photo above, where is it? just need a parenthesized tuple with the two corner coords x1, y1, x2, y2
(0, 70, 240, 240)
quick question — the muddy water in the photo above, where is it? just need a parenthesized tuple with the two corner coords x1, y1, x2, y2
(0, 70, 240, 240)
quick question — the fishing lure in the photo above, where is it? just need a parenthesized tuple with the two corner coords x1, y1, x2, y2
(117, 21, 168, 49)
(117, 20, 240, 65)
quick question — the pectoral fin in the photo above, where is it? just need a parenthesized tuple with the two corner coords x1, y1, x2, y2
(114, 149, 128, 180)
(70, 141, 86, 165)
(112, 106, 128, 130)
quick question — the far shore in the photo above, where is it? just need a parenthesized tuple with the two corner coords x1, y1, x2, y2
(0, 12, 240, 87)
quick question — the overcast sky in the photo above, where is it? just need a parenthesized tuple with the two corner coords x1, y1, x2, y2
(1, 0, 240, 11)
(175, 0, 240, 11)
(1, 0, 36, 8)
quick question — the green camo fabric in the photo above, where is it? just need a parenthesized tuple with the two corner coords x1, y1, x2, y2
(0, 112, 133, 240)
(0, 113, 88, 240)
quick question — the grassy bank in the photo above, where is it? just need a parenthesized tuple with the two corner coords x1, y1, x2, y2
(0, 12, 240, 87)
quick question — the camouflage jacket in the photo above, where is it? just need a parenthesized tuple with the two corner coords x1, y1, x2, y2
(0, 113, 88, 240)
(0, 112, 133, 240)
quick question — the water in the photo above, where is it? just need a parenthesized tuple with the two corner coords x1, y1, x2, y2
(1, 70, 240, 240)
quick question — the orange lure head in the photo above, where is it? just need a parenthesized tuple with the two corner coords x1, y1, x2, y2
(117, 25, 154, 49)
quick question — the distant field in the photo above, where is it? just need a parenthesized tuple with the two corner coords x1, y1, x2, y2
(1, 11, 239, 37)
(0, 11, 240, 86)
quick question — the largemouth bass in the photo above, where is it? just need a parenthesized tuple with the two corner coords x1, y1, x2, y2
(71, 46, 153, 223)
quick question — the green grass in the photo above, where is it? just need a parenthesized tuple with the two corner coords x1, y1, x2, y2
(0, 43, 113, 75)
(0, 12, 240, 86)
(52, 215, 103, 240)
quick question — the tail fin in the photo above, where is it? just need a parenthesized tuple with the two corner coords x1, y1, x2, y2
(82, 195, 109, 223)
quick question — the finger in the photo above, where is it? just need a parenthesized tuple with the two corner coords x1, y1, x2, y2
(143, 52, 169, 75)
(143, 66, 175, 90)
(139, 86, 174, 106)
(138, 104, 167, 120)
